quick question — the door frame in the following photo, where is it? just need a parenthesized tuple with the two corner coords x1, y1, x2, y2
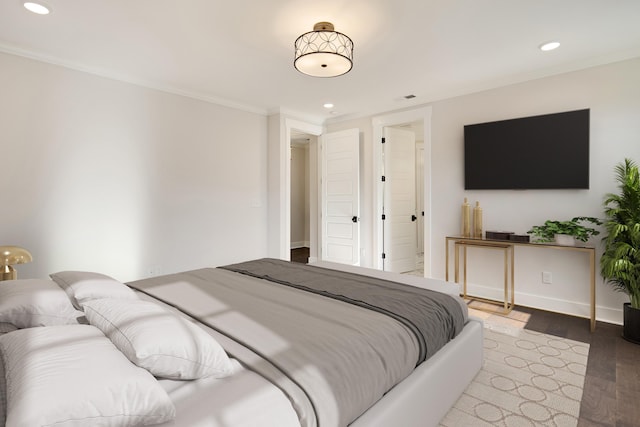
(372, 106, 432, 275)
(282, 118, 323, 260)
(416, 142, 425, 254)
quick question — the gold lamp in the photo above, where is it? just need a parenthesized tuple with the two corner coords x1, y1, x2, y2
(0, 246, 33, 281)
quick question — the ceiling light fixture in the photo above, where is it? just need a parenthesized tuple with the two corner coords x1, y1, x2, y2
(323, 103, 334, 109)
(294, 22, 353, 78)
(539, 41, 560, 51)
(23, 1, 50, 14)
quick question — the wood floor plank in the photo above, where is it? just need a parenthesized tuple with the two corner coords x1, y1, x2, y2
(578, 418, 614, 427)
(616, 390, 640, 427)
(579, 375, 617, 426)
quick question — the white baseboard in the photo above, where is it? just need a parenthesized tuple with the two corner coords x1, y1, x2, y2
(466, 283, 623, 325)
(290, 241, 310, 249)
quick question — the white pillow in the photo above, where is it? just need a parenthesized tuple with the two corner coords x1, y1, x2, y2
(0, 279, 83, 328)
(0, 324, 175, 427)
(50, 270, 138, 309)
(83, 298, 234, 380)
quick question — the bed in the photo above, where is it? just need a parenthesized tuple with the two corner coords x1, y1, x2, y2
(0, 258, 483, 427)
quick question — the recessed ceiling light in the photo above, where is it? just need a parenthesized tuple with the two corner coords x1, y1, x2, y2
(323, 103, 334, 109)
(539, 41, 560, 52)
(24, 2, 50, 15)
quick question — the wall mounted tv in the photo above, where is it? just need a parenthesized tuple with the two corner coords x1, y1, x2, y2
(464, 109, 590, 190)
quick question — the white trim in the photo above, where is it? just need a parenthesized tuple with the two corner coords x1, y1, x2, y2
(466, 283, 624, 325)
(372, 107, 433, 275)
(290, 241, 310, 249)
(0, 44, 268, 116)
(281, 118, 323, 260)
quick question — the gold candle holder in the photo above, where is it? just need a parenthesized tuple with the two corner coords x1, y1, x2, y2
(473, 201, 483, 238)
(461, 198, 471, 237)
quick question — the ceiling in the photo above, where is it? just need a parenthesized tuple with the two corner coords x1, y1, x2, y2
(2, 1, 640, 123)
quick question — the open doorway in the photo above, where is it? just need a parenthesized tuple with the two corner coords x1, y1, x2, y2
(275, 118, 322, 263)
(396, 122, 426, 276)
(381, 122, 425, 275)
(286, 126, 360, 266)
(372, 107, 432, 276)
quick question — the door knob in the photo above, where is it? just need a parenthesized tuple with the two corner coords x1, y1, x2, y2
(352, 216, 359, 223)
(411, 215, 417, 222)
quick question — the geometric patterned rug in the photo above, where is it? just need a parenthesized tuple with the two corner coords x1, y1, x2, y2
(439, 327, 590, 427)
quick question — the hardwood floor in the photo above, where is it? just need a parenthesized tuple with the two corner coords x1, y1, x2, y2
(290, 247, 310, 264)
(288, 250, 640, 425)
(516, 307, 640, 427)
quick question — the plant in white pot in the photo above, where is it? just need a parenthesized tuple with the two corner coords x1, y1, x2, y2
(527, 217, 602, 246)
(601, 158, 640, 343)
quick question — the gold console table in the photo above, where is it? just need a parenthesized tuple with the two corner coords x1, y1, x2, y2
(445, 236, 596, 332)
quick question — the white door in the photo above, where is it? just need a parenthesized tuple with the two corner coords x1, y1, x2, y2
(383, 127, 417, 272)
(321, 128, 360, 265)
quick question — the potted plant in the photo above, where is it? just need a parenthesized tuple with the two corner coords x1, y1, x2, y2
(600, 158, 640, 344)
(527, 217, 602, 245)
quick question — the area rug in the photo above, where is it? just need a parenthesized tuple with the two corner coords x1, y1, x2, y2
(440, 326, 590, 427)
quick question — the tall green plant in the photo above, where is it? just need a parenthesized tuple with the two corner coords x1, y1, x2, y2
(601, 158, 640, 309)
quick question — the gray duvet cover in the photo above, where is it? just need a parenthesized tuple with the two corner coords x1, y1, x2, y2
(221, 258, 466, 363)
(127, 260, 466, 427)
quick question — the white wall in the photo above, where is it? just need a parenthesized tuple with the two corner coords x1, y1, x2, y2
(0, 52, 269, 282)
(290, 144, 309, 248)
(4, 48, 638, 324)
(327, 57, 640, 324)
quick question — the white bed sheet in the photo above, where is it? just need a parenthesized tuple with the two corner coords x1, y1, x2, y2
(157, 359, 300, 427)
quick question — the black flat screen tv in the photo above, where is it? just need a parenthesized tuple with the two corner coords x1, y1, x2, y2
(464, 109, 590, 190)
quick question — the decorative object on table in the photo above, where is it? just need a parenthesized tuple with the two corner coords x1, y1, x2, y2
(507, 234, 530, 243)
(473, 201, 483, 238)
(554, 234, 576, 246)
(461, 198, 471, 237)
(0, 246, 33, 281)
(527, 217, 602, 246)
(485, 231, 515, 240)
(600, 158, 640, 344)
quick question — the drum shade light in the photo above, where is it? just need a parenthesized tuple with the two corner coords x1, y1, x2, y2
(294, 22, 353, 78)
